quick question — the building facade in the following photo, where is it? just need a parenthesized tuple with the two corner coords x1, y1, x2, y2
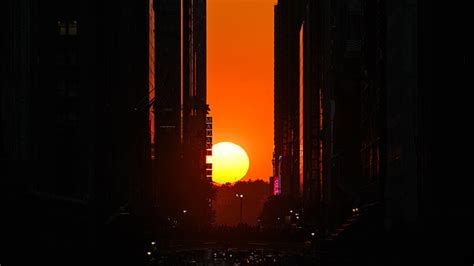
(1, 0, 154, 262)
(293, 0, 387, 237)
(154, 0, 213, 228)
(276, 0, 471, 262)
(273, 0, 305, 198)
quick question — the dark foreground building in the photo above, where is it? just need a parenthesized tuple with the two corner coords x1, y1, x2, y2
(274, 0, 471, 263)
(1, 0, 213, 262)
(273, 0, 305, 198)
(1, 0, 155, 263)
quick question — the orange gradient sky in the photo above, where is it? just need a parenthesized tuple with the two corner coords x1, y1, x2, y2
(208, 0, 276, 182)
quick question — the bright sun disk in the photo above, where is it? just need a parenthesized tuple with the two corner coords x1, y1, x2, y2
(209, 142, 249, 184)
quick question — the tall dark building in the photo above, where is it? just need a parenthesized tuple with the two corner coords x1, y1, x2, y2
(293, 0, 389, 241)
(276, 0, 471, 263)
(182, 0, 212, 226)
(1, 0, 154, 262)
(383, 1, 471, 261)
(154, 0, 183, 219)
(299, 0, 330, 229)
(154, 0, 212, 228)
(273, 0, 305, 198)
(294, 0, 386, 236)
(358, 0, 386, 213)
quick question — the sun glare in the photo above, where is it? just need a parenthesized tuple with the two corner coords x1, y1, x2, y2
(210, 142, 250, 184)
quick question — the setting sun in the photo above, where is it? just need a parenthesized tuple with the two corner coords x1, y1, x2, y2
(210, 142, 250, 184)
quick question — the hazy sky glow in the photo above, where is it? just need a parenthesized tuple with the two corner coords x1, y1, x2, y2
(208, 0, 276, 182)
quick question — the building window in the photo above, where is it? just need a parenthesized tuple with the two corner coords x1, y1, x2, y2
(56, 51, 66, 65)
(57, 79, 79, 99)
(299, 22, 304, 194)
(58, 21, 67, 35)
(57, 80, 66, 96)
(348, 15, 362, 40)
(375, 144, 380, 178)
(69, 21, 78, 35)
(56, 49, 79, 67)
(58, 20, 78, 36)
(68, 50, 78, 66)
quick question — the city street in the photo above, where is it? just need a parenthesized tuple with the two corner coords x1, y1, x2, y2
(145, 240, 315, 265)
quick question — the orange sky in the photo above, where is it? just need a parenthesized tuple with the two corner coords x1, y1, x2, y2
(208, 0, 276, 182)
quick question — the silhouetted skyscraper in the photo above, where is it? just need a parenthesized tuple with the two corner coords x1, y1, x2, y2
(154, 0, 212, 228)
(273, 0, 305, 198)
(295, 0, 386, 238)
(1, 0, 154, 262)
(154, 0, 183, 217)
(276, 0, 471, 263)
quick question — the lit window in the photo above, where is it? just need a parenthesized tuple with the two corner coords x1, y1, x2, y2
(69, 21, 77, 35)
(58, 20, 77, 36)
(58, 21, 67, 35)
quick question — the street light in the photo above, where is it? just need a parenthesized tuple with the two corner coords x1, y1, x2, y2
(235, 193, 244, 223)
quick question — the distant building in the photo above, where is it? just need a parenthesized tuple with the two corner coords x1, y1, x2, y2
(154, 0, 212, 227)
(206, 116, 213, 182)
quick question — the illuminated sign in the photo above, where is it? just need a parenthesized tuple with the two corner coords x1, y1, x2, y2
(274, 155, 283, 195)
(273, 176, 280, 196)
